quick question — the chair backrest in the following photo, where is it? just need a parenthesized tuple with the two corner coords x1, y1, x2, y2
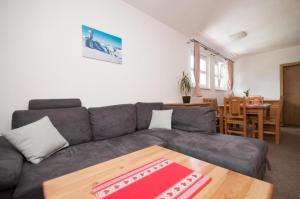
(224, 96, 246, 118)
(247, 96, 264, 105)
(203, 98, 218, 110)
(277, 96, 284, 123)
(265, 97, 283, 123)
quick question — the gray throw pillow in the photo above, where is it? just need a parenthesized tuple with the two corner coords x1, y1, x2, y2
(149, 110, 173, 130)
(2, 116, 69, 164)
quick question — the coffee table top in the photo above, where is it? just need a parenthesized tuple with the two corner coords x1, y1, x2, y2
(43, 145, 273, 199)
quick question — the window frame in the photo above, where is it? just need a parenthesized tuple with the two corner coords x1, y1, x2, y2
(190, 50, 210, 89)
(214, 58, 228, 91)
(199, 54, 210, 89)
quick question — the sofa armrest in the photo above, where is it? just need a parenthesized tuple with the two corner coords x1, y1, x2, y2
(0, 136, 24, 190)
(163, 106, 216, 133)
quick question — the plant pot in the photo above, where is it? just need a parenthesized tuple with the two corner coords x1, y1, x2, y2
(182, 96, 191, 104)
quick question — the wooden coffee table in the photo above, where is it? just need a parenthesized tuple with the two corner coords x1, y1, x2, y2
(43, 145, 273, 199)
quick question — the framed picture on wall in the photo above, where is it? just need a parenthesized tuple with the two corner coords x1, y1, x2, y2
(82, 25, 122, 64)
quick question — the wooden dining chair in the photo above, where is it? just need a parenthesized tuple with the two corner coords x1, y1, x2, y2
(253, 97, 283, 144)
(203, 98, 224, 133)
(247, 96, 264, 128)
(247, 96, 264, 105)
(224, 97, 248, 136)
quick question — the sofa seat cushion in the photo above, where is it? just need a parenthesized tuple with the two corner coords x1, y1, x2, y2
(167, 130, 268, 179)
(136, 129, 183, 141)
(13, 141, 117, 199)
(136, 129, 267, 179)
(106, 133, 167, 156)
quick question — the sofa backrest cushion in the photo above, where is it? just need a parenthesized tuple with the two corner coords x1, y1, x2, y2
(89, 104, 136, 140)
(12, 107, 92, 145)
(164, 106, 216, 133)
(136, 102, 163, 130)
(29, 98, 82, 110)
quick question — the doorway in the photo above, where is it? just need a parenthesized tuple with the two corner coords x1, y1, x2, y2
(280, 62, 300, 126)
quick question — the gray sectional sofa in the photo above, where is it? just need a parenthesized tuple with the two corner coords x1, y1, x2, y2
(0, 99, 268, 199)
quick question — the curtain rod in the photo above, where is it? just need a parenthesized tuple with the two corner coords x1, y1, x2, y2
(188, 39, 233, 63)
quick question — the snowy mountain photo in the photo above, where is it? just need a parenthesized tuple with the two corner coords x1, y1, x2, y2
(82, 25, 122, 64)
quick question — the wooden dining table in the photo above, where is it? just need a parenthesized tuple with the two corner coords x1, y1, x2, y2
(218, 104, 271, 140)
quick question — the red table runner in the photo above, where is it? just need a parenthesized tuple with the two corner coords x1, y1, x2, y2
(92, 158, 211, 199)
(240, 103, 264, 108)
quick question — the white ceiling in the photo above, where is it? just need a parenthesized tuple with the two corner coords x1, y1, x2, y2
(122, 0, 300, 58)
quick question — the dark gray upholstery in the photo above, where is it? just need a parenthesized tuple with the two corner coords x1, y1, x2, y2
(164, 106, 216, 133)
(0, 137, 23, 191)
(13, 140, 117, 199)
(12, 133, 166, 199)
(168, 131, 268, 179)
(12, 107, 92, 146)
(29, 99, 81, 110)
(0, 100, 269, 199)
(136, 102, 163, 130)
(89, 104, 136, 140)
(140, 129, 267, 179)
(136, 129, 182, 141)
(106, 133, 167, 156)
(0, 189, 13, 199)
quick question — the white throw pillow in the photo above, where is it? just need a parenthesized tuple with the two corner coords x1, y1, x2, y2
(148, 110, 173, 130)
(2, 116, 69, 164)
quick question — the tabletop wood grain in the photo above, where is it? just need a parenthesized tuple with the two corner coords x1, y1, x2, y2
(43, 146, 273, 199)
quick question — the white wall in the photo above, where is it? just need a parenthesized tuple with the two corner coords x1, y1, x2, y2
(0, 0, 190, 132)
(234, 45, 300, 99)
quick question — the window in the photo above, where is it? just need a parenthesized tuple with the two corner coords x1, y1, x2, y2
(214, 61, 228, 90)
(190, 54, 210, 89)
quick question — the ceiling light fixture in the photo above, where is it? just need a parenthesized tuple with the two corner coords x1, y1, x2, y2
(229, 31, 247, 40)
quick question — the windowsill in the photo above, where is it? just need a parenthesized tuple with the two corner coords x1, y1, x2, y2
(192, 86, 211, 90)
(215, 88, 227, 92)
(192, 87, 227, 92)
(200, 87, 211, 90)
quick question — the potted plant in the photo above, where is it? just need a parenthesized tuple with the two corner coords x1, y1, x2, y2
(243, 89, 250, 97)
(179, 71, 192, 103)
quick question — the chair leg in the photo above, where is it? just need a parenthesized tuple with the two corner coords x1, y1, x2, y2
(243, 121, 247, 137)
(224, 121, 228, 135)
(219, 118, 224, 134)
(252, 123, 258, 138)
(275, 125, 280, 144)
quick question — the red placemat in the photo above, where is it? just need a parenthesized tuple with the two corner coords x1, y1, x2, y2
(92, 158, 211, 199)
